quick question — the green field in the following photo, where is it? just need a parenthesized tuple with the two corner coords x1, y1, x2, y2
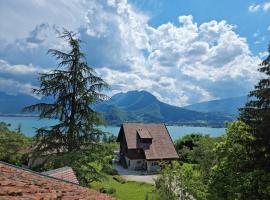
(91, 176, 157, 200)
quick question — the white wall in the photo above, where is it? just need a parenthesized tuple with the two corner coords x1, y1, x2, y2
(125, 157, 161, 172)
(125, 157, 146, 170)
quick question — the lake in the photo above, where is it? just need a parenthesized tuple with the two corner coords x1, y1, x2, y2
(0, 116, 226, 140)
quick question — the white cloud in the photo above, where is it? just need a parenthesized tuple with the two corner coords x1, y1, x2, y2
(0, 78, 35, 96)
(259, 51, 269, 58)
(0, 59, 48, 96)
(268, 25, 270, 31)
(249, 4, 261, 12)
(0, 59, 46, 75)
(248, 2, 270, 12)
(263, 2, 270, 11)
(0, 0, 262, 106)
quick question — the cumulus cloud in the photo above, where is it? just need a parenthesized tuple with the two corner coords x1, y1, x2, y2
(0, 0, 262, 106)
(0, 59, 47, 96)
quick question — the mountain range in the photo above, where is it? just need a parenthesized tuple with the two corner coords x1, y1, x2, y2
(184, 96, 247, 116)
(0, 90, 247, 127)
(93, 90, 244, 127)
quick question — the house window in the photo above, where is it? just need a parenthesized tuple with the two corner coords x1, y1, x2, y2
(137, 160, 141, 164)
(128, 160, 130, 167)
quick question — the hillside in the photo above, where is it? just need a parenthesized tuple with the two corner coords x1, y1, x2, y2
(0, 90, 235, 127)
(94, 90, 233, 127)
(183, 96, 247, 116)
(0, 92, 52, 115)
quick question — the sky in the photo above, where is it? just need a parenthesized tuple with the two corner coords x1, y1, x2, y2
(0, 0, 269, 106)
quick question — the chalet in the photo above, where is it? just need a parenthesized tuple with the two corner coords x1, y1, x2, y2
(117, 123, 179, 172)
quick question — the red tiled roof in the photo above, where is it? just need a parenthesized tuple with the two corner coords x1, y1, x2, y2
(42, 167, 79, 184)
(0, 162, 115, 200)
(120, 123, 179, 160)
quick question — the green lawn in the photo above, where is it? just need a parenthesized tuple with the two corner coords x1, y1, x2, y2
(91, 176, 157, 200)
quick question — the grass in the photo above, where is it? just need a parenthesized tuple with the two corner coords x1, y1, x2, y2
(91, 175, 157, 200)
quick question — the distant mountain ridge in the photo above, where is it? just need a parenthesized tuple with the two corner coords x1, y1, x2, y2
(0, 92, 52, 115)
(183, 96, 248, 116)
(0, 90, 244, 127)
(94, 90, 234, 127)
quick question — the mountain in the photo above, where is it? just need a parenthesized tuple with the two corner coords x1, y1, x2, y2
(183, 96, 248, 116)
(0, 90, 236, 127)
(0, 92, 52, 115)
(0, 92, 38, 114)
(94, 90, 233, 127)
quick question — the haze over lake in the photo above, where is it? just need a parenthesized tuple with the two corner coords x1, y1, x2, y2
(0, 116, 226, 140)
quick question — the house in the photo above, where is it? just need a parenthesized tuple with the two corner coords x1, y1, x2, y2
(117, 123, 179, 172)
(0, 161, 115, 200)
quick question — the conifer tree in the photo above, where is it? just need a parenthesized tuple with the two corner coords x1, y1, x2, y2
(240, 44, 270, 170)
(24, 31, 108, 153)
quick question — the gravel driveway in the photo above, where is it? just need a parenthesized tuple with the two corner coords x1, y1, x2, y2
(113, 163, 157, 185)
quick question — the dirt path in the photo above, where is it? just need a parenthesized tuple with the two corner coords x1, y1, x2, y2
(113, 163, 157, 184)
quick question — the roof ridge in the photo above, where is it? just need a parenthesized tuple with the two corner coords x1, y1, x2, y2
(42, 166, 73, 175)
(0, 161, 80, 186)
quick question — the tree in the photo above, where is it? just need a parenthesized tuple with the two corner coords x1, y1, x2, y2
(24, 31, 108, 154)
(0, 122, 31, 165)
(155, 161, 207, 200)
(208, 121, 259, 200)
(239, 44, 270, 171)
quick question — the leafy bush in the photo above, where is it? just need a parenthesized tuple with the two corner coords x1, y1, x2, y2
(0, 122, 32, 165)
(113, 175, 126, 184)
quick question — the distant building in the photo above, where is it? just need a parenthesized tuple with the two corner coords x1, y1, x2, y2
(0, 161, 115, 200)
(117, 123, 178, 172)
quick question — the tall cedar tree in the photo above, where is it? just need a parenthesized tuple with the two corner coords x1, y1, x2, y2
(24, 31, 108, 153)
(239, 44, 270, 171)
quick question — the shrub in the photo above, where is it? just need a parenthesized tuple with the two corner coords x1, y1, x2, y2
(113, 175, 126, 184)
(102, 166, 119, 175)
(99, 187, 116, 194)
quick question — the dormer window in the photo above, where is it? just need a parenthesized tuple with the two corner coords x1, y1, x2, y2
(137, 129, 153, 143)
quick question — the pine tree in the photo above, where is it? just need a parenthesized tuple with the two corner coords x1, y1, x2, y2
(24, 31, 108, 153)
(240, 44, 270, 170)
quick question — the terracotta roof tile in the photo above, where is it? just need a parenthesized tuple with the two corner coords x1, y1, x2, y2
(121, 123, 179, 160)
(42, 167, 79, 184)
(0, 162, 115, 200)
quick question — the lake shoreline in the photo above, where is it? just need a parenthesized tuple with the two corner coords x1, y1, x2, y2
(0, 114, 227, 128)
(0, 116, 226, 140)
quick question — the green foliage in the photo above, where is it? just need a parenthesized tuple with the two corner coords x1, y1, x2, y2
(209, 121, 270, 200)
(23, 30, 108, 153)
(155, 161, 207, 200)
(99, 187, 116, 194)
(239, 44, 270, 171)
(175, 133, 219, 177)
(92, 175, 157, 200)
(0, 122, 32, 165)
(30, 139, 116, 186)
(102, 133, 117, 143)
(113, 175, 127, 184)
(97, 90, 232, 127)
(172, 122, 270, 200)
(237, 44, 270, 199)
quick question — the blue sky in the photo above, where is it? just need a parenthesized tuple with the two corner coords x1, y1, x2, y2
(0, 0, 269, 106)
(131, 0, 270, 54)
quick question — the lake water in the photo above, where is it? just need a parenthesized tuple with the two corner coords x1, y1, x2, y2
(0, 116, 226, 140)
